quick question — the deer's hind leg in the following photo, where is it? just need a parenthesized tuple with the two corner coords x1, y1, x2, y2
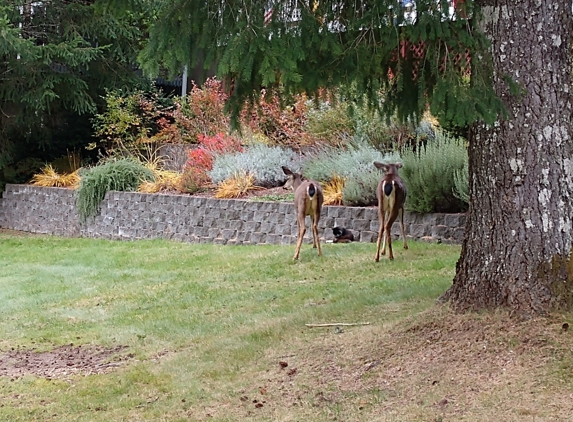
(311, 214, 322, 256)
(399, 207, 408, 250)
(385, 222, 394, 260)
(293, 215, 306, 260)
(375, 210, 386, 262)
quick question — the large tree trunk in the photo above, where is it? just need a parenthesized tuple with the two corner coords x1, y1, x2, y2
(445, 0, 573, 314)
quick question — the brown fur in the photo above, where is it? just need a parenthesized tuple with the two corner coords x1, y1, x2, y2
(373, 162, 408, 261)
(282, 166, 324, 260)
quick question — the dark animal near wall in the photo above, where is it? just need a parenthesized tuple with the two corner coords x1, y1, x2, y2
(332, 227, 354, 243)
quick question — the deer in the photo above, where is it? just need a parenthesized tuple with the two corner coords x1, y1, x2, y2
(374, 161, 408, 261)
(282, 166, 324, 260)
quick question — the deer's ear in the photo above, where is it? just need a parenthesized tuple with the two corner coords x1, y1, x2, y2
(373, 162, 387, 171)
(396, 162, 403, 169)
(282, 166, 293, 176)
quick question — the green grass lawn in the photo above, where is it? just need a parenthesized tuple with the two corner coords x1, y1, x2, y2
(2, 233, 572, 422)
(0, 232, 460, 421)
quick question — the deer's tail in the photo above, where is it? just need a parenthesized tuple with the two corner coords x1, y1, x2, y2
(307, 183, 317, 199)
(383, 181, 393, 197)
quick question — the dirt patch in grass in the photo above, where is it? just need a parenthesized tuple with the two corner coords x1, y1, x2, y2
(0, 344, 132, 380)
(0, 228, 45, 237)
(212, 306, 573, 421)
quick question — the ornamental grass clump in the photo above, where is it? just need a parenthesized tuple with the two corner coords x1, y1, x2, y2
(322, 175, 345, 205)
(215, 170, 262, 198)
(400, 132, 468, 213)
(138, 170, 181, 193)
(31, 164, 80, 188)
(76, 158, 154, 222)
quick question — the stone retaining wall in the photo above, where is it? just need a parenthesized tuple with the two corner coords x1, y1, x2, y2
(0, 184, 466, 244)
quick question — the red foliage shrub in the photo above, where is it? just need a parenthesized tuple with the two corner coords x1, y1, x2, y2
(183, 78, 230, 141)
(151, 78, 231, 145)
(179, 133, 243, 193)
(198, 133, 242, 155)
(240, 90, 317, 150)
(179, 167, 211, 193)
(188, 148, 214, 171)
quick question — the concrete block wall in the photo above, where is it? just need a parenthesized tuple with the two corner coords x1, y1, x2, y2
(0, 184, 466, 244)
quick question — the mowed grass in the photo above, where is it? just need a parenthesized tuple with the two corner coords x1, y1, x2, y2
(2, 232, 571, 421)
(0, 232, 456, 421)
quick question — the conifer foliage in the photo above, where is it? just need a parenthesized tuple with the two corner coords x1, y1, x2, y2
(0, 0, 147, 172)
(136, 0, 503, 128)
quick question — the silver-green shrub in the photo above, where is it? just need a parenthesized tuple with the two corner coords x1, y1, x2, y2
(303, 140, 401, 206)
(76, 158, 154, 222)
(209, 144, 299, 187)
(400, 132, 468, 213)
(303, 140, 396, 181)
(342, 170, 382, 206)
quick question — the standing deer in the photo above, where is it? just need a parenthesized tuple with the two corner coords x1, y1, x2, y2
(374, 162, 408, 261)
(282, 166, 323, 260)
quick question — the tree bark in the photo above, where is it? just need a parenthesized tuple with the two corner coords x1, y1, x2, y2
(444, 0, 573, 314)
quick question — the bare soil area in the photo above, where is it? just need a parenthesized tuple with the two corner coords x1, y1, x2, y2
(0, 344, 132, 380)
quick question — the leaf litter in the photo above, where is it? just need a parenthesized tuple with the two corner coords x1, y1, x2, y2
(206, 305, 573, 421)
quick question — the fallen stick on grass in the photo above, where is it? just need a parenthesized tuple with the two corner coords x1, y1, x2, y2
(305, 322, 370, 328)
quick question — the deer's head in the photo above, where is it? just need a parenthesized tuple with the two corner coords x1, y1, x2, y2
(282, 166, 304, 191)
